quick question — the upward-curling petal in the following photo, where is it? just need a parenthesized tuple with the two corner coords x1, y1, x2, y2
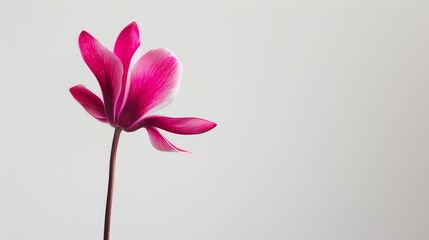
(70, 85, 108, 123)
(117, 48, 182, 129)
(113, 22, 141, 118)
(79, 31, 123, 124)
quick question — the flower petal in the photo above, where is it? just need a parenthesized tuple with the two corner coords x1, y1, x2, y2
(146, 127, 190, 154)
(69, 85, 108, 123)
(127, 115, 217, 134)
(113, 22, 141, 118)
(79, 31, 123, 124)
(117, 48, 182, 129)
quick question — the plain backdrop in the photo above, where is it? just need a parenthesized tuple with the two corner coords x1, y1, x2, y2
(1, 0, 428, 239)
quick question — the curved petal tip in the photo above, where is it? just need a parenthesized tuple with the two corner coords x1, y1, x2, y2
(146, 127, 192, 154)
(69, 84, 108, 123)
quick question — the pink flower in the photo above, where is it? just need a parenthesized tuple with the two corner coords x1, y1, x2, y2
(70, 22, 216, 153)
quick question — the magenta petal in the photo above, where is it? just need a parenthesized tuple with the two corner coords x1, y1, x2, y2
(70, 85, 108, 123)
(146, 127, 190, 154)
(113, 22, 141, 117)
(79, 31, 123, 124)
(117, 48, 182, 129)
(127, 115, 217, 134)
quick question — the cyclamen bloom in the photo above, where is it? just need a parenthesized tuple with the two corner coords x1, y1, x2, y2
(70, 22, 216, 153)
(70, 22, 216, 240)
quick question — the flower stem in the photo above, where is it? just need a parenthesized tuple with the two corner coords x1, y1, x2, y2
(104, 127, 122, 240)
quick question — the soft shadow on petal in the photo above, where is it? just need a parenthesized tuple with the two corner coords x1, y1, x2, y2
(70, 85, 108, 123)
(117, 48, 181, 129)
(79, 31, 123, 124)
(113, 22, 141, 118)
(146, 127, 191, 154)
(127, 115, 217, 134)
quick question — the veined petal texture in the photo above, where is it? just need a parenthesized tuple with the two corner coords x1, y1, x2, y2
(79, 31, 123, 124)
(117, 48, 181, 129)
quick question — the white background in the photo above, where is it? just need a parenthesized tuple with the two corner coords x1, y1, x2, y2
(1, 0, 428, 239)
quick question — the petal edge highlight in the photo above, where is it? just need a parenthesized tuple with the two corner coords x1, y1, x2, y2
(117, 48, 182, 129)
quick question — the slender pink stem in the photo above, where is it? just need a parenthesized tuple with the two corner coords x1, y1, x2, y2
(104, 127, 122, 240)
